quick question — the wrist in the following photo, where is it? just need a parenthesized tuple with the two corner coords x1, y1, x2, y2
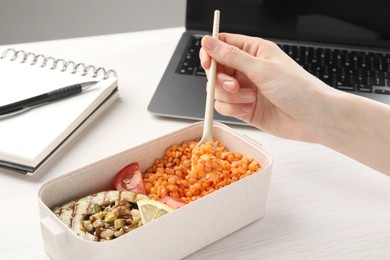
(296, 80, 344, 145)
(312, 89, 390, 174)
(313, 90, 355, 147)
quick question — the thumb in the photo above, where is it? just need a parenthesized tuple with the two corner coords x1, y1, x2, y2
(201, 35, 258, 76)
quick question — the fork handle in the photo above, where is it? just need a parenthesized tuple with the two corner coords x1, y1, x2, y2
(202, 10, 220, 143)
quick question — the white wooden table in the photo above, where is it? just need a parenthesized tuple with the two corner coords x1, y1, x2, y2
(0, 27, 389, 260)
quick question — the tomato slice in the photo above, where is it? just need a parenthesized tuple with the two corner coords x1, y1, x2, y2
(159, 196, 187, 209)
(114, 162, 146, 194)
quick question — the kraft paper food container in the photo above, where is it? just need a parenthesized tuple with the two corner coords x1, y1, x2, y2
(37, 121, 273, 260)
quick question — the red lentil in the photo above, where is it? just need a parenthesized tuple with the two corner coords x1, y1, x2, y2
(143, 138, 261, 203)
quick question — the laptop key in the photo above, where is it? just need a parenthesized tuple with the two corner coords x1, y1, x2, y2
(336, 84, 355, 91)
(195, 66, 206, 76)
(357, 84, 373, 93)
(178, 66, 195, 75)
(374, 71, 386, 86)
(375, 89, 390, 94)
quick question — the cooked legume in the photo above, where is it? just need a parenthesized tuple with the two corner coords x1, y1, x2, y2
(143, 138, 261, 203)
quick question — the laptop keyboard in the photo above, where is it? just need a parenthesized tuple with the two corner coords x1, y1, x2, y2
(277, 43, 390, 94)
(177, 36, 390, 95)
(177, 36, 206, 76)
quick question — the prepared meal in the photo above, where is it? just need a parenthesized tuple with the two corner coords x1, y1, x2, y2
(53, 138, 262, 242)
(39, 122, 273, 260)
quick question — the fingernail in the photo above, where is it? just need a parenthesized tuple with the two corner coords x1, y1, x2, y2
(202, 36, 218, 50)
(222, 81, 235, 92)
(240, 90, 255, 102)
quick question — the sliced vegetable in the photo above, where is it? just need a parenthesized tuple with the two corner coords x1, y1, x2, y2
(114, 162, 146, 194)
(159, 196, 187, 209)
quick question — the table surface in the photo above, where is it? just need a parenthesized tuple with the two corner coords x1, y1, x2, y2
(1, 27, 389, 260)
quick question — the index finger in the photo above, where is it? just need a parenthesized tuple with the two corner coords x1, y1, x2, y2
(201, 34, 259, 79)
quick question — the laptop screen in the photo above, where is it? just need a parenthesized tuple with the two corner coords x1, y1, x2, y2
(186, 0, 390, 49)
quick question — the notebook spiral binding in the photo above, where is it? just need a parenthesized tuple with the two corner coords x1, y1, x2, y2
(1, 48, 117, 80)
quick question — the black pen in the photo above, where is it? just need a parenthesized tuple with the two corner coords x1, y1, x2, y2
(0, 81, 98, 118)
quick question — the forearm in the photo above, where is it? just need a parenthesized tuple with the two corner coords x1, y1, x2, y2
(317, 91, 390, 175)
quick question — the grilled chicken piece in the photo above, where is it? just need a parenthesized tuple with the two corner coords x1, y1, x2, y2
(53, 190, 149, 241)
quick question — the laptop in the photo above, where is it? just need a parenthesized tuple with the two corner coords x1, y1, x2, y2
(148, 0, 390, 125)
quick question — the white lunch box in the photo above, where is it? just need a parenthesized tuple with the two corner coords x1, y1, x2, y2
(37, 122, 273, 260)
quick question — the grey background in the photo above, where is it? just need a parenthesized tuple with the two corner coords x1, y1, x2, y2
(0, 0, 185, 44)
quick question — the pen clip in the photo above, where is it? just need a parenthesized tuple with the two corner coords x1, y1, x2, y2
(0, 107, 30, 120)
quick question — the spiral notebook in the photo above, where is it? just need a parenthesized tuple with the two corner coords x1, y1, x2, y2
(0, 48, 119, 176)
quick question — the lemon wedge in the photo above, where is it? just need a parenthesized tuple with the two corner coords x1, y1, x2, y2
(137, 199, 173, 224)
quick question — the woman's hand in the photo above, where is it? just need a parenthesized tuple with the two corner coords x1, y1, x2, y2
(200, 33, 337, 142)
